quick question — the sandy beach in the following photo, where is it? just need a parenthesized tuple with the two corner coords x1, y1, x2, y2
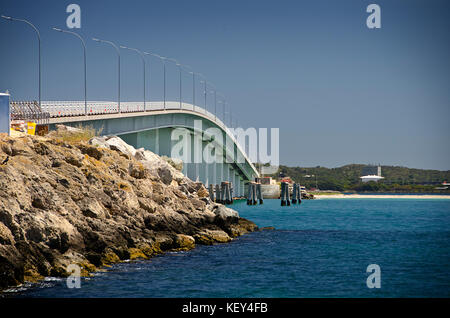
(314, 194, 450, 199)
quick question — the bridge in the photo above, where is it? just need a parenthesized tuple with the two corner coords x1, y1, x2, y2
(36, 100, 259, 198)
(0, 13, 262, 199)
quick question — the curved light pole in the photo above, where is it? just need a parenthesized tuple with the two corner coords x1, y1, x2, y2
(143, 51, 167, 110)
(53, 27, 87, 115)
(190, 71, 195, 111)
(120, 45, 146, 111)
(217, 92, 226, 123)
(223, 101, 227, 124)
(181, 64, 195, 111)
(2, 15, 41, 107)
(210, 84, 217, 118)
(217, 99, 227, 128)
(198, 73, 207, 115)
(92, 38, 120, 113)
(167, 58, 182, 109)
(206, 82, 217, 118)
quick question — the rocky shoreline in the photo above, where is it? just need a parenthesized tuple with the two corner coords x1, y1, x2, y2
(0, 128, 258, 291)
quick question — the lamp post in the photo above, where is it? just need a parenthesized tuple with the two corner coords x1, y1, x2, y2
(2, 15, 41, 107)
(217, 99, 225, 126)
(217, 92, 226, 123)
(120, 45, 146, 111)
(191, 71, 195, 111)
(207, 82, 217, 118)
(198, 74, 208, 115)
(143, 52, 167, 110)
(223, 100, 226, 124)
(229, 107, 232, 128)
(92, 38, 120, 113)
(181, 65, 195, 111)
(53, 27, 87, 115)
(167, 58, 182, 109)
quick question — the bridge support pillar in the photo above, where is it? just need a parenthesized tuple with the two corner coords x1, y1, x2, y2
(233, 171, 241, 197)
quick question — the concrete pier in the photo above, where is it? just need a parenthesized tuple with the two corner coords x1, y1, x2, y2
(292, 183, 301, 204)
(281, 182, 290, 206)
(247, 182, 255, 205)
(215, 184, 222, 203)
(220, 181, 232, 204)
(247, 182, 263, 205)
(256, 183, 263, 204)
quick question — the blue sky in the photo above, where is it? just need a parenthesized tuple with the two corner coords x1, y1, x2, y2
(1, 0, 449, 170)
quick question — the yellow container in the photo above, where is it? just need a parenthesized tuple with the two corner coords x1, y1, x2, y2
(27, 122, 36, 135)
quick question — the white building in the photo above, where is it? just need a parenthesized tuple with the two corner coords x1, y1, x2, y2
(360, 165, 384, 183)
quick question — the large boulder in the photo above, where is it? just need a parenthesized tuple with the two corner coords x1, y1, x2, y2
(173, 234, 196, 250)
(105, 136, 136, 158)
(88, 136, 110, 149)
(134, 149, 185, 184)
(193, 229, 231, 245)
(213, 204, 239, 221)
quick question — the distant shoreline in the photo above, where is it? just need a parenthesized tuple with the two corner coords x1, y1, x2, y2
(314, 194, 450, 199)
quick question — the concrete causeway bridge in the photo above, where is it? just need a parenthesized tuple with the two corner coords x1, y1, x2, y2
(0, 13, 263, 200)
(38, 100, 259, 198)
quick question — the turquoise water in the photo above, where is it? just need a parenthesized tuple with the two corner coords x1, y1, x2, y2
(10, 199, 450, 297)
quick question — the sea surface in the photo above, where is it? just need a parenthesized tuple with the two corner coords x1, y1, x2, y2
(8, 198, 450, 297)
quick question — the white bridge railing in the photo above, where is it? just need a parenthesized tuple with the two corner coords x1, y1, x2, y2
(41, 101, 215, 117)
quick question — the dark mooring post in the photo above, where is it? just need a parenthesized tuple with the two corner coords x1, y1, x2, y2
(292, 184, 297, 204)
(209, 184, 215, 202)
(225, 182, 232, 204)
(215, 184, 222, 203)
(281, 182, 286, 206)
(293, 184, 302, 204)
(221, 182, 232, 204)
(281, 182, 291, 206)
(220, 182, 226, 204)
(298, 184, 302, 204)
(286, 183, 291, 206)
(229, 182, 234, 204)
(247, 182, 254, 205)
(256, 183, 263, 204)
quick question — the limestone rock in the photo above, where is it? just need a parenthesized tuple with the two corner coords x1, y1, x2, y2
(0, 131, 257, 291)
(88, 136, 110, 149)
(0, 222, 15, 245)
(134, 149, 185, 184)
(105, 136, 136, 158)
(77, 198, 107, 219)
(174, 234, 196, 250)
(213, 204, 239, 222)
(194, 229, 231, 245)
(196, 185, 209, 198)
